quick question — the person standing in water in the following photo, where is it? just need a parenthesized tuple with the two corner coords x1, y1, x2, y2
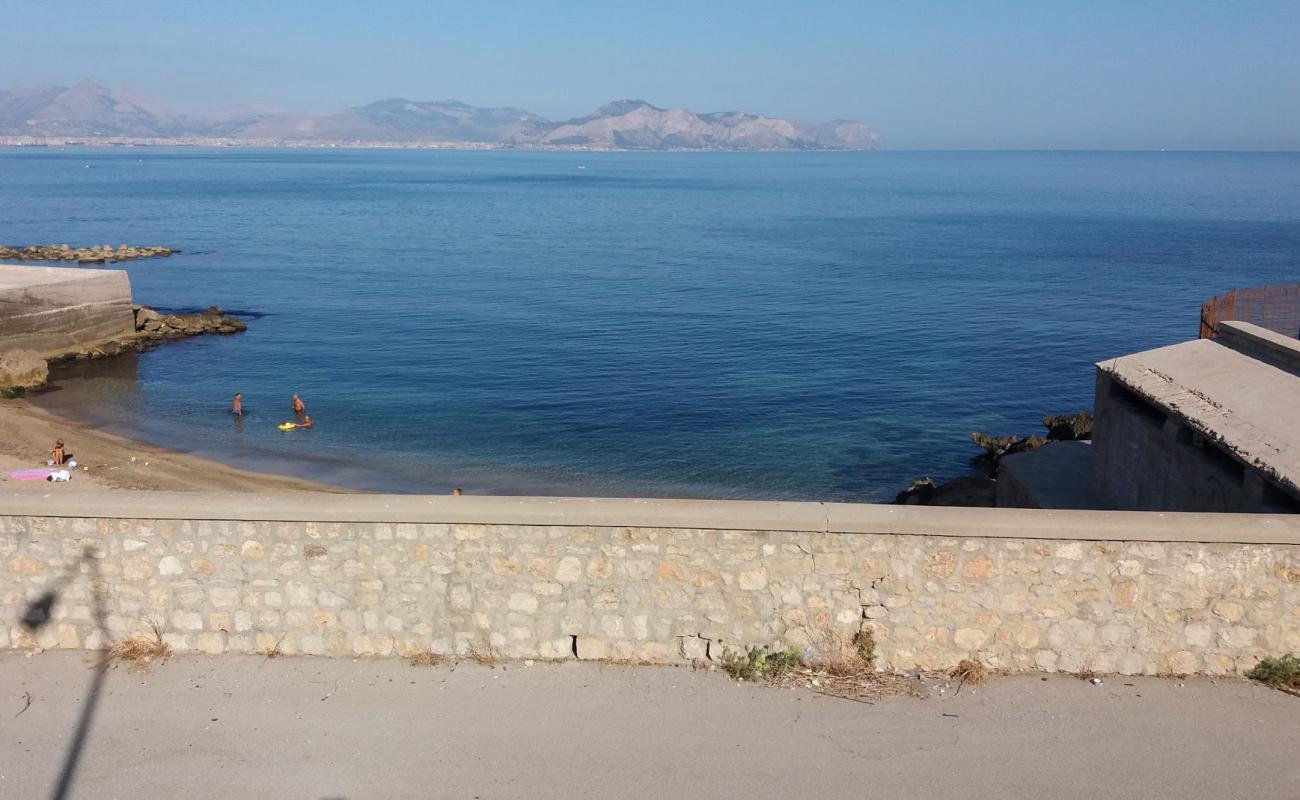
(232, 393, 243, 416)
(291, 394, 306, 416)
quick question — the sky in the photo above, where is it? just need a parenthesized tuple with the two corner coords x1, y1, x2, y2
(3, 1, 1299, 149)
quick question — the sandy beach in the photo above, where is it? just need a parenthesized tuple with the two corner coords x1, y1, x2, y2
(0, 397, 341, 493)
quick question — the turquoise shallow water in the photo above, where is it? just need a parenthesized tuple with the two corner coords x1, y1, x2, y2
(2, 149, 1298, 499)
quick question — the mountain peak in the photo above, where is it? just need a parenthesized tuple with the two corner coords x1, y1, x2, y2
(596, 99, 663, 117)
(66, 78, 110, 95)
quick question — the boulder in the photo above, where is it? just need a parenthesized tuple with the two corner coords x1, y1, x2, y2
(133, 306, 163, 331)
(894, 477, 936, 505)
(1043, 412, 1093, 441)
(893, 475, 996, 507)
(0, 349, 49, 390)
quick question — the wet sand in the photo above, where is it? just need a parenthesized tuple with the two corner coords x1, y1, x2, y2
(0, 398, 342, 493)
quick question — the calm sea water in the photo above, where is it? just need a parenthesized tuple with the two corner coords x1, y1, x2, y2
(2, 149, 1298, 499)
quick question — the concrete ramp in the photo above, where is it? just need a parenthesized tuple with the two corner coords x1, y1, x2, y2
(0, 264, 136, 358)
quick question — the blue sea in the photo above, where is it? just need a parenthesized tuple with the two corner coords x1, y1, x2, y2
(2, 149, 1298, 499)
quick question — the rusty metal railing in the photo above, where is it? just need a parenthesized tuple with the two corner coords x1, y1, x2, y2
(1199, 284, 1300, 340)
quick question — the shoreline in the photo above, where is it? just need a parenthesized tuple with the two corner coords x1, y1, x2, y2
(0, 397, 344, 493)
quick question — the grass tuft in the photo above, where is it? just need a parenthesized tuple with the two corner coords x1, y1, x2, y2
(1247, 654, 1300, 692)
(469, 644, 497, 668)
(951, 658, 989, 686)
(105, 625, 170, 672)
(721, 634, 911, 702)
(409, 650, 444, 667)
(721, 645, 805, 683)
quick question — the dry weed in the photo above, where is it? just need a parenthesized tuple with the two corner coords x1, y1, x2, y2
(468, 644, 497, 668)
(951, 658, 989, 686)
(258, 636, 284, 659)
(409, 650, 444, 667)
(105, 625, 170, 672)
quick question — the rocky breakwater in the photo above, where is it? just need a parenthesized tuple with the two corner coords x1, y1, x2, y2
(0, 243, 176, 264)
(47, 306, 247, 364)
(895, 412, 1093, 507)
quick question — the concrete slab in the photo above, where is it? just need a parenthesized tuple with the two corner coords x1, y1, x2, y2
(0, 264, 136, 357)
(5, 489, 1300, 545)
(1217, 320, 1300, 376)
(1097, 337, 1300, 501)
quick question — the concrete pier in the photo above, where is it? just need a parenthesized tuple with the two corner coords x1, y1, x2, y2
(0, 264, 136, 358)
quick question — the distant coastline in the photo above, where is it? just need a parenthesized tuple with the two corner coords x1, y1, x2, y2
(0, 136, 880, 152)
(0, 81, 881, 152)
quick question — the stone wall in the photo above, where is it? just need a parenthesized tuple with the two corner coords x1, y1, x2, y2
(0, 265, 136, 358)
(2, 492, 1298, 676)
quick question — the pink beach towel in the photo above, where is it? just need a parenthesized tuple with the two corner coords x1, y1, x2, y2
(6, 468, 57, 481)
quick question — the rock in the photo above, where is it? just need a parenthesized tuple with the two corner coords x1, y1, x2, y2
(1043, 412, 1093, 441)
(970, 432, 1049, 467)
(893, 475, 995, 507)
(205, 306, 223, 316)
(0, 243, 176, 263)
(895, 477, 936, 505)
(0, 349, 50, 390)
(135, 308, 165, 333)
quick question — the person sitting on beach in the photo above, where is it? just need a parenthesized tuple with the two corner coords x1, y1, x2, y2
(452, 487, 464, 496)
(298, 415, 314, 429)
(232, 393, 243, 416)
(51, 439, 67, 466)
(292, 394, 306, 415)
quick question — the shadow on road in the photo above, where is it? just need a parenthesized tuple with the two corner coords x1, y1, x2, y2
(20, 544, 110, 800)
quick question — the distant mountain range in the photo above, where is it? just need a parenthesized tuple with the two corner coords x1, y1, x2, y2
(0, 80, 879, 150)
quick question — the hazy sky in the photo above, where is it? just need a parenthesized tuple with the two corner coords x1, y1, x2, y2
(5, 1, 1299, 149)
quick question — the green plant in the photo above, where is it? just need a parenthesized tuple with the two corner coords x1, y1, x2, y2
(721, 645, 806, 682)
(1247, 654, 1300, 691)
(1, 386, 26, 399)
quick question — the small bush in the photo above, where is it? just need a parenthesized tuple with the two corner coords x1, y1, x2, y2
(721, 645, 806, 682)
(1, 386, 26, 399)
(1247, 654, 1300, 691)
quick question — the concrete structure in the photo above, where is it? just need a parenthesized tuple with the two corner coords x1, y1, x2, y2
(3, 491, 1298, 676)
(996, 442, 1098, 510)
(0, 264, 135, 358)
(1215, 319, 1300, 376)
(1091, 322, 1300, 514)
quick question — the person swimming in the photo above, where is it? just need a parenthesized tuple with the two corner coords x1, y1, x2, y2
(291, 394, 306, 415)
(232, 393, 243, 416)
(298, 415, 314, 429)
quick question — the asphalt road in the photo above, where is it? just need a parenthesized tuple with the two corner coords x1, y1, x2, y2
(0, 652, 1296, 799)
